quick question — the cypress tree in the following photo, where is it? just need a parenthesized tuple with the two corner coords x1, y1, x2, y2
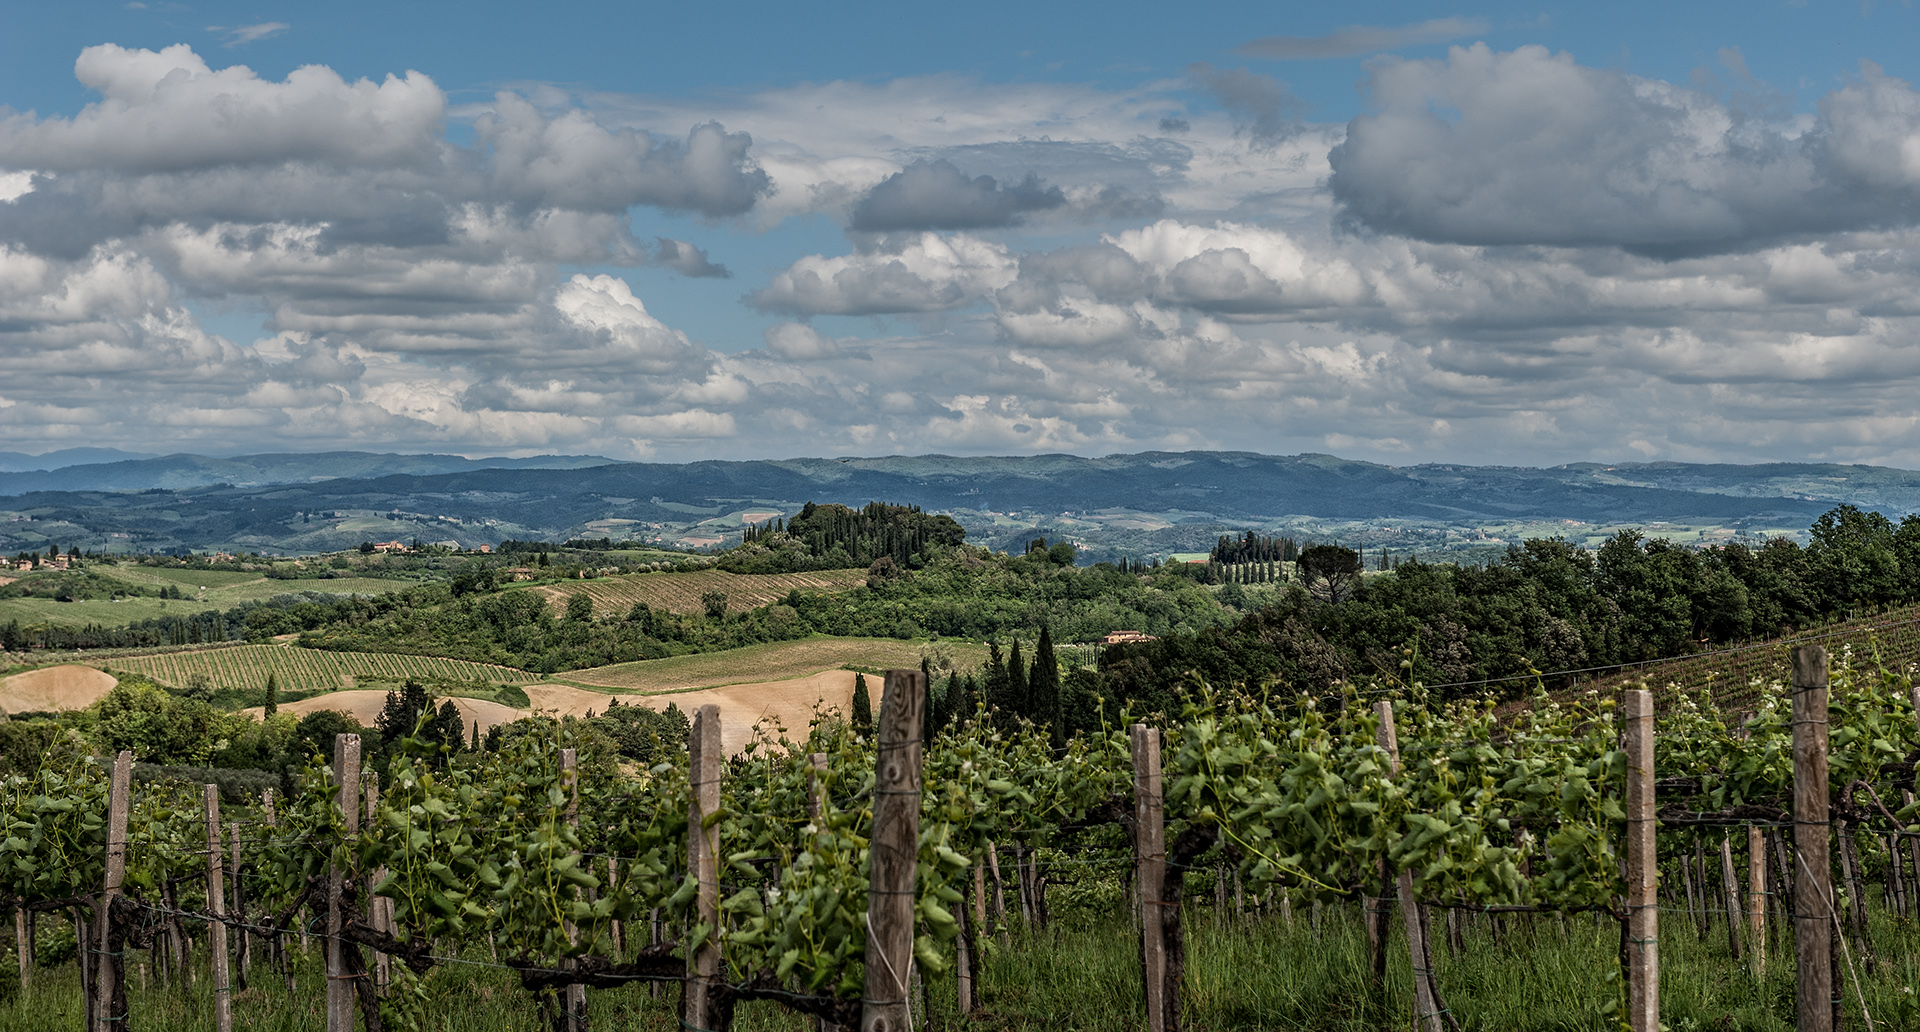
(983, 642, 1011, 715)
(851, 672, 873, 732)
(921, 658, 935, 745)
(1006, 639, 1028, 720)
(1030, 626, 1061, 749)
(262, 672, 278, 718)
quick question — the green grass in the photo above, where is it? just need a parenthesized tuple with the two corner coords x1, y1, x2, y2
(3, 892, 1918, 1030)
(0, 595, 225, 628)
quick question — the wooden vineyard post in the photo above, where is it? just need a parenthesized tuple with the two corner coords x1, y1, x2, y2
(1792, 646, 1833, 1032)
(1747, 825, 1766, 976)
(365, 774, 391, 997)
(685, 705, 724, 1032)
(561, 748, 586, 1032)
(1375, 701, 1451, 1032)
(327, 733, 361, 1032)
(265, 789, 294, 993)
(91, 750, 131, 1032)
(230, 820, 248, 989)
(13, 906, 26, 986)
(1132, 724, 1173, 1032)
(1719, 833, 1743, 963)
(862, 670, 926, 1032)
(1622, 688, 1659, 1032)
(205, 785, 233, 1032)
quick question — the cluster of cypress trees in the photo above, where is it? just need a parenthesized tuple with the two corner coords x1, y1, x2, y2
(778, 501, 967, 569)
(1210, 530, 1299, 564)
(844, 628, 1067, 749)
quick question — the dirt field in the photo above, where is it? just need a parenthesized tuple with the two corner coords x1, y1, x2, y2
(232, 672, 883, 755)
(527, 568, 866, 618)
(238, 691, 525, 736)
(525, 670, 886, 754)
(0, 664, 119, 713)
(559, 637, 984, 693)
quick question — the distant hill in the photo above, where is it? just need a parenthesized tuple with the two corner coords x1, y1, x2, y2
(0, 448, 156, 473)
(0, 450, 620, 494)
(0, 450, 1886, 557)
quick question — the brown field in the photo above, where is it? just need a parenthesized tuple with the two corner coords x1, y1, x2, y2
(526, 670, 889, 754)
(230, 671, 886, 755)
(238, 690, 526, 736)
(0, 664, 118, 713)
(557, 636, 985, 694)
(527, 568, 867, 618)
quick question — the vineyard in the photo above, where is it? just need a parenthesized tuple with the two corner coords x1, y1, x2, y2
(3, 649, 1920, 1031)
(98, 645, 531, 694)
(527, 569, 867, 619)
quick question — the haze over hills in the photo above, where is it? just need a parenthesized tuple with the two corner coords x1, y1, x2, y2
(0, 450, 1898, 560)
(0, 451, 620, 493)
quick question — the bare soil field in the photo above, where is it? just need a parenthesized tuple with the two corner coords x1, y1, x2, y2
(527, 568, 866, 618)
(0, 664, 118, 713)
(525, 670, 884, 754)
(558, 636, 985, 693)
(238, 690, 525, 735)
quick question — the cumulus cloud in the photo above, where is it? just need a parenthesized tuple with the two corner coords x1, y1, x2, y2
(1236, 18, 1486, 60)
(1330, 45, 1920, 249)
(848, 160, 1066, 231)
(752, 232, 1017, 315)
(10, 42, 1920, 467)
(650, 237, 729, 278)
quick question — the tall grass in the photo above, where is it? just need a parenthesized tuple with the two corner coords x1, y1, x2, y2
(3, 895, 1916, 1030)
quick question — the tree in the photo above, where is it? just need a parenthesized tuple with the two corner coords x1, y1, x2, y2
(375, 680, 434, 746)
(1029, 625, 1062, 748)
(1296, 544, 1363, 604)
(1006, 639, 1028, 720)
(565, 593, 596, 622)
(850, 673, 873, 731)
(982, 642, 1010, 715)
(262, 672, 278, 718)
(701, 590, 729, 621)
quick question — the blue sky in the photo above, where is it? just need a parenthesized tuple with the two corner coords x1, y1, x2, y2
(4, 2, 1920, 465)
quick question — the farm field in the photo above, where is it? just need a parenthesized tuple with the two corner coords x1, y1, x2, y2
(97, 643, 531, 693)
(557, 635, 986, 693)
(0, 663, 117, 713)
(526, 567, 867, 617)
(99, 565, 419, 602)
(0, 595, 224, 628)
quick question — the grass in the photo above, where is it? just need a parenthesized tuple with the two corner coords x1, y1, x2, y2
(522, 568, 867, 618)
(555, 636, 988, 694)
(0, 595, 225, 628)
(5, 893, 1916, 1031)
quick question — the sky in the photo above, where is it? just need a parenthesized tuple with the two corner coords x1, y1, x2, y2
(4, 2, 1920, 467)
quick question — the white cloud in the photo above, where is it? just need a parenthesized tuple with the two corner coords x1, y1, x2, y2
(752, 233, 1017, 315)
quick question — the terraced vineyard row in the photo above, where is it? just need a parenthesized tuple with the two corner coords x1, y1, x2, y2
(529, 568, 867, 617)
(1573, 603, 1920, 709)
(103, 643, 530, 693)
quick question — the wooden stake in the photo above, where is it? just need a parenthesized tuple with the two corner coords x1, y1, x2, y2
(1622, 689, 1658, 1032)
(1132, 724, 1170, 1032)
(1791, 646, 1833, 1032)
(1376, 701, 1450, 1032)
(205, 785, 232, 1032)
(1719, 832, 1743, 963)
(91, 750, 131, 1032)
(1747, 825, 1766, 976)
(265, 789, 294, 993)
(684, 705, 724, 1032)
(13, 905, 26, 986)
(985, 842, 1007, 937)
(230, 820, 248, 990)
(326, 733, 361, 1032)
(365, 774, 390, 997)
(862, 670, 926, 1032)
(561, 748, 586, 1032)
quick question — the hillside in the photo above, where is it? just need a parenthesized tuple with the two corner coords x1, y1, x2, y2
(0, 450, 1861, 558)
(528, 569, 868, 618)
